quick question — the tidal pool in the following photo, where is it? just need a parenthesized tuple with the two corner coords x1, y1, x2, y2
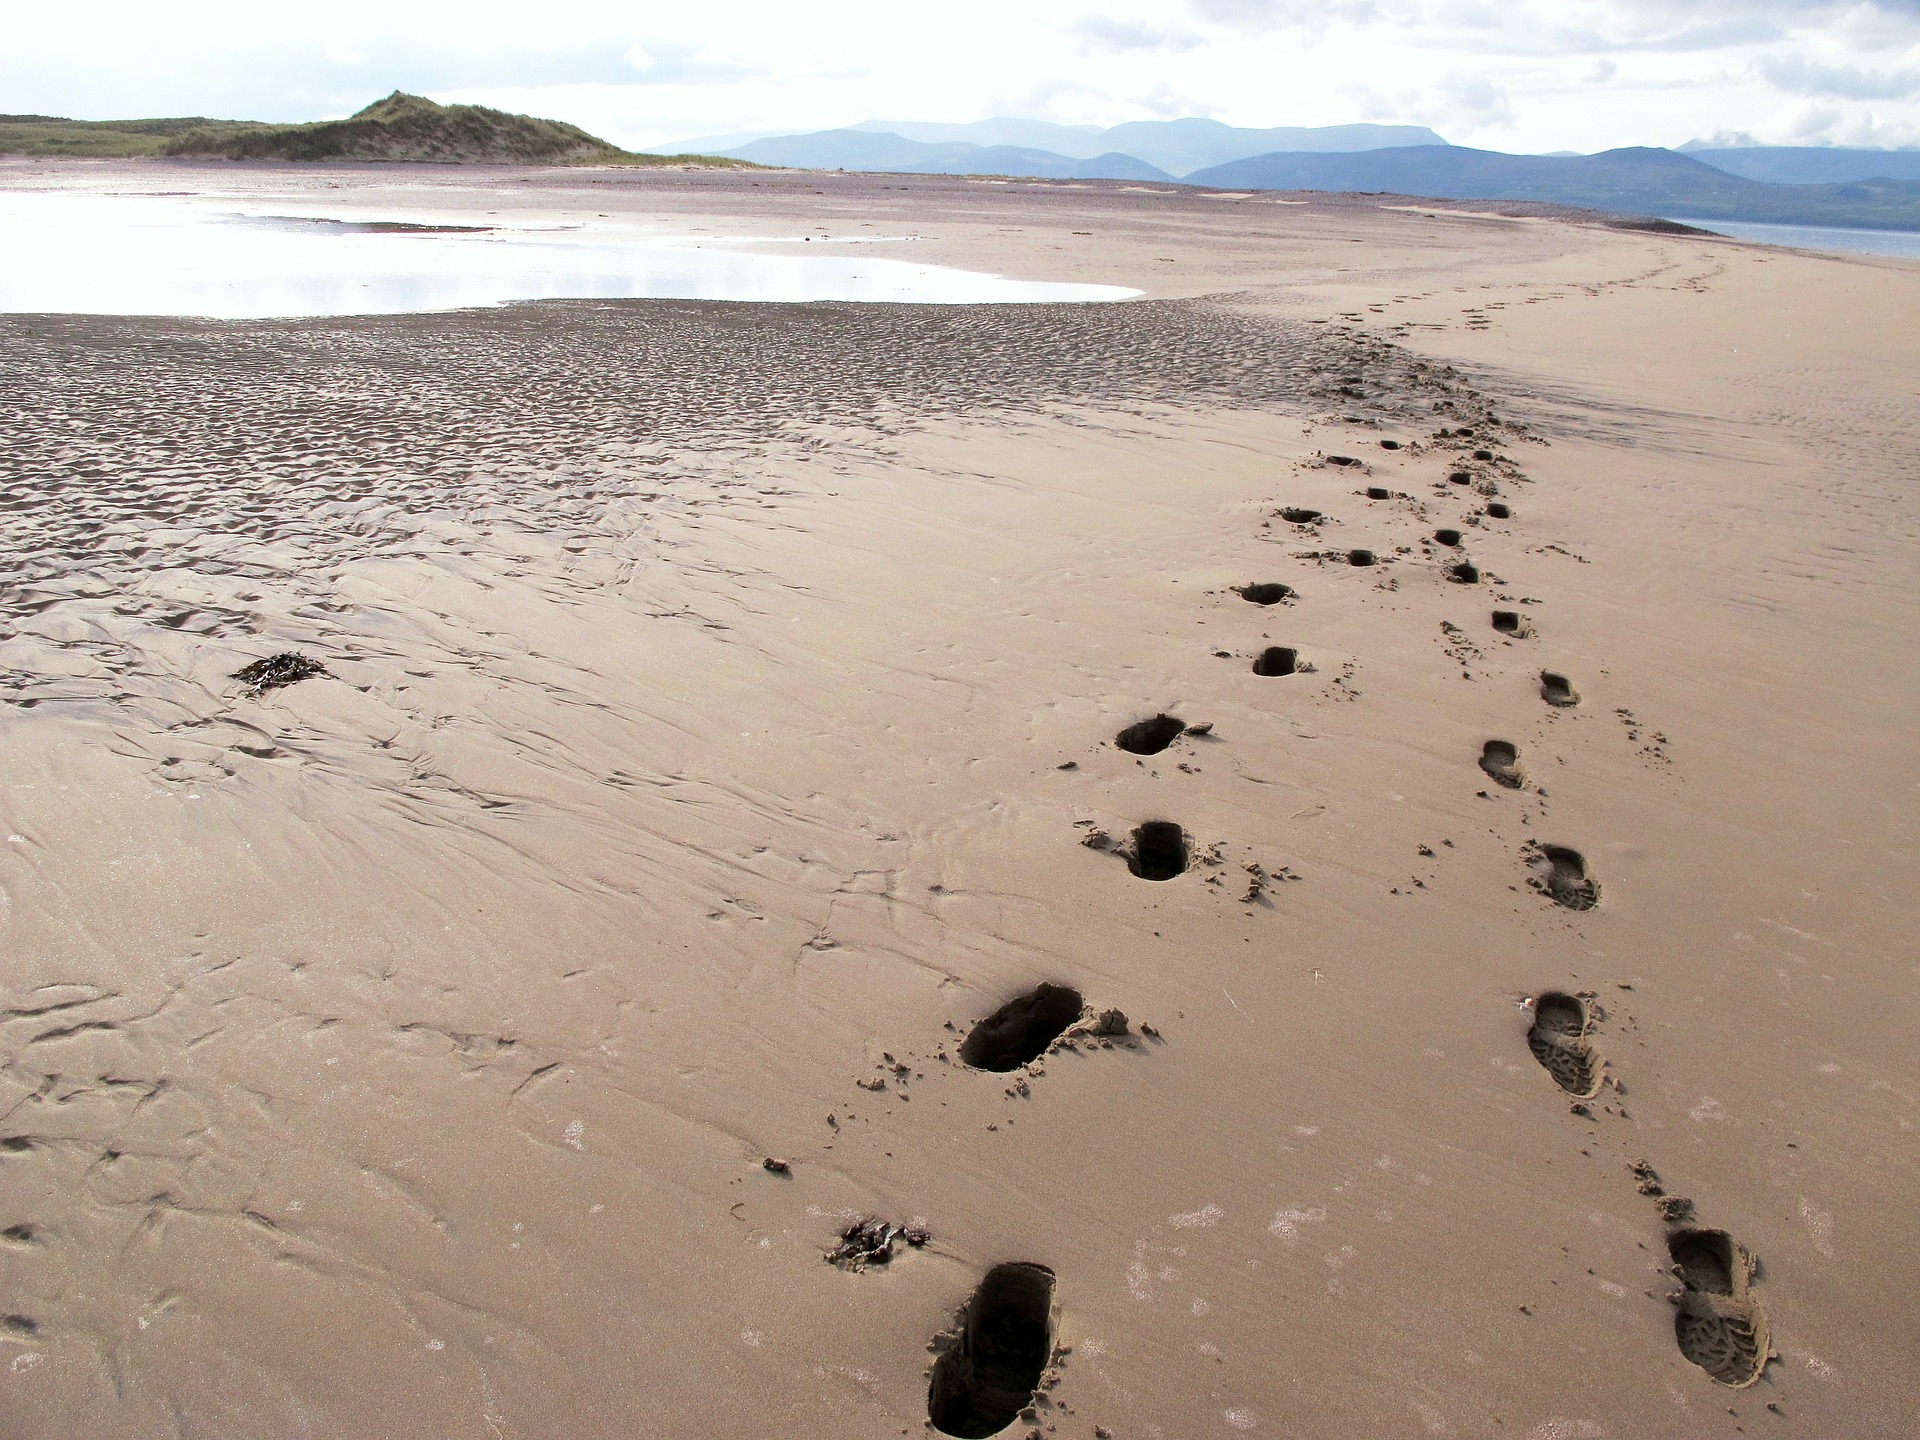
(0, 191, 1139, 318)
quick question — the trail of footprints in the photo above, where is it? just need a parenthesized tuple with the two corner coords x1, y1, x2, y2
(865, 413, 1775, 1434)
(2, 324, 1772, 1428)
(1341, 430, 1769, 1393)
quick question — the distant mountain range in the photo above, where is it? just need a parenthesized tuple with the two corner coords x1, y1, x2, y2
(848, 117, 1447, 175)
(687, 118, 1447, 177)
(676, 118, 1920, 230)
(0, 93, 740, 166)
(720, 129, 1175, 181)
(1680, 147, 1920, 185)
(1187, 145, 1920, 229)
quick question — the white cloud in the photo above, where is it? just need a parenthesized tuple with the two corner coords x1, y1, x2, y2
(2, 0, 1917, 153)
(1757, 53, 1920, 99)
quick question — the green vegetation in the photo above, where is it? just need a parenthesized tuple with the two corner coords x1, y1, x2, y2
(0, 93, 748, 167)
(0, 114, 266, 158)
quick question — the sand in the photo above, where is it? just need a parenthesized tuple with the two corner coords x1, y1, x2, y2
(0, 159, 1916, 1439)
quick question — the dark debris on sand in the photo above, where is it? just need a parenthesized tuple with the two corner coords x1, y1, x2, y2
(233, 652, 327, 695)
(825, 1217, 930, 1270)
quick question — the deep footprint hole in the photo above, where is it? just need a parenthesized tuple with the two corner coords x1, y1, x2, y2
(1486, 502, 1511, 519)
(1348, 549, 1376, 567)
(1447, 561, 1480, 583)
(928, 1263, 1057, 1439)
(1365, 486, 1391, 500)
(1279, 507, 1321, 524)
(1669, 1230, 1737, 1296)
(1539, 845, 1599, 910)
(1491, 609, 1522, 634)
(1252, 646, 1297, 677)
(1530, 990, 1588, 1041)
(1541, 671, 1579, 706)
(959, 984, 1085, 1072)
(1667, 1228, 1766, 1387)
(1526, 990, 1600, 1097)
(1238, 582, 1295, 605)
(1434, 528, 1462, 546)
(1115, 714, 1185, 755)
(1479, 739, 1523, 787)
(1128, 822, 1189, 881)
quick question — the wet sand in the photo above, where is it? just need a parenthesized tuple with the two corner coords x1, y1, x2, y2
(1, 160, 1917, 1438)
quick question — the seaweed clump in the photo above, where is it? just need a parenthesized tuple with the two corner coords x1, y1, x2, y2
(826, 1217, 930, 1270)
(233, 652, 326, 695)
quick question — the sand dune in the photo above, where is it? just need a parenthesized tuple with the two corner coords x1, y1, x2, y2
(1, 161, 1916, 1437)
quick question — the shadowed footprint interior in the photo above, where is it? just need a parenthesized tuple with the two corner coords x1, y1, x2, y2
(1434, 528, 1462, 546)
(1252, 646, 1298, 677)
(1365, 486, 1390, 500)
(1669, 1229, 1769, 1388)
(959, 984, 1085, 1072)
(1540, 671, 1579, 706)
(1479, 739, 1524, 788)
(928, 1263, 1057, 1439)
(1526, 990, 1602, 1097)
(1348, 549, 1376, 566)
(1447, 561, 1479, 583)
(1491, 609, 1524, 635)
(1279, 507, 1321, 523)
(1486, 501, 1511, 519)
(1237, 582, 1296, 605)
(1115, 714, 1185, 755)
(1127, 822, 1189, 881)
(1533, 845, 1599, 910)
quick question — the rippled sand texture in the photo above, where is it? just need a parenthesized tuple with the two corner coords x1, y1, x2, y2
(2, 164, 1917, 1439)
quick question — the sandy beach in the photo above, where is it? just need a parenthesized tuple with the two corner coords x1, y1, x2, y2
(1, 160, 1916, 1438)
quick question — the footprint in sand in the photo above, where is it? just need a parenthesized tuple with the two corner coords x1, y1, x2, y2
(1279, 508, 1321, 524)
(1486, 502, 1511, 519)
(960, 984, 1085, 1072)
(1237, 582, 1296, 605)
(1126, 822, 1189, 881)
(1347, 549, 1376, 567)
(1447, 561, 1480, 584)
(1526, 991, 1603, 1097)
(1529, 844, 1599, 910)
(928, 1263, 1057, 1438)
(1365, 486, 1391, 500)
(1115, 714, 1185, 755)
(1491, 609, 1527, 637)
(1433, 528, 1462, 547)
(1540, 671, 1579, 707)
(1252, 646, 1298, 677)
(1668, 1228, 1770, 1387)
(1479, 739, 1525, 789)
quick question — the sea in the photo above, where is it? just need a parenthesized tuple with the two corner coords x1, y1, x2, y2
(1667, 218, 1920, 260)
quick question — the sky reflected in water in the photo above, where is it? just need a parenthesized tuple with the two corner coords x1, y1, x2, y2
(0, 192, 1139, 318)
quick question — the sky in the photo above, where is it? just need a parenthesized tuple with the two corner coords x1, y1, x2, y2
(5, 0, 1920, 153)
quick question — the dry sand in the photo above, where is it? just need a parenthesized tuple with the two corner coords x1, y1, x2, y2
(1, 160, 1916, 1439)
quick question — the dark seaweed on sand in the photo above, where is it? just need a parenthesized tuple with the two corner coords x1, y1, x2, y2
(825, 1217, 930, 1270)
(233, 652, 326, 695)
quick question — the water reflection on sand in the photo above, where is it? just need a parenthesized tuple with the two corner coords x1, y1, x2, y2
(0, 191, 1139, 318)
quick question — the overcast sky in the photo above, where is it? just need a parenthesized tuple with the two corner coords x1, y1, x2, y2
(7, 0, 1919, 152)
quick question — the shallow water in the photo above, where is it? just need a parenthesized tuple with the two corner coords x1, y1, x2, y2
(1668, 216, 1920, 260)
(0, 191, 1138, 317)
